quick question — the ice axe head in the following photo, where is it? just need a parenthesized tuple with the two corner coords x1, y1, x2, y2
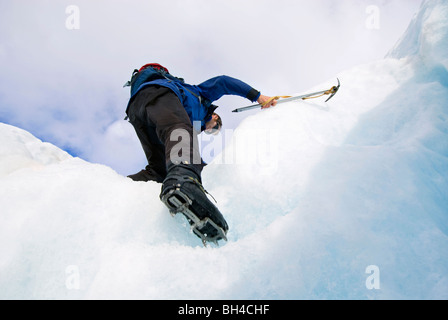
(325, 78, 341, 102)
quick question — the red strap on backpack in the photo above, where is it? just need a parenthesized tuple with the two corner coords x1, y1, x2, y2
(138, 63, 169, 74)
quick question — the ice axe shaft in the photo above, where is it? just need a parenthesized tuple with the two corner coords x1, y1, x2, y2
(232, 78, 340, 113)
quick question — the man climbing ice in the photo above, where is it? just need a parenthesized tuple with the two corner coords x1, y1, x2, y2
(124, 63, 276, 245)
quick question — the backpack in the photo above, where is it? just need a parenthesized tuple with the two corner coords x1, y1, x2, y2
(123, 63, 212, 121)
(123, 63, 185, 98)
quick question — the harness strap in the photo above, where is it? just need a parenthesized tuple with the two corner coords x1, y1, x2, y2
(159, 73, 202, 104)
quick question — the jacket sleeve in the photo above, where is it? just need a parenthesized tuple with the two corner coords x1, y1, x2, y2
(197, 75, 261, 103)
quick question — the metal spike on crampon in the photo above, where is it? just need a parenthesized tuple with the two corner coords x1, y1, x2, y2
(162, 189, 228, 247)
(191, 218, 228, 247)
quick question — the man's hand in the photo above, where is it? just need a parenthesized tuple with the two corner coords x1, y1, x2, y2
(257, 95, 278, 109)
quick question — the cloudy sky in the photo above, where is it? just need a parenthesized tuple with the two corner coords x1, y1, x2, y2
(0, 0, 422, 175)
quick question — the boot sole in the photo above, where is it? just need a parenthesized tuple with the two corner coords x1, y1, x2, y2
(161, 189, 228, 246)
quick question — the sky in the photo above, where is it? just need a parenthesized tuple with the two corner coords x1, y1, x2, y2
(0, 0, 423, 175)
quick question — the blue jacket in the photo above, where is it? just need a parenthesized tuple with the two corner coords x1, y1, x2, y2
(128, 71, 261, 129)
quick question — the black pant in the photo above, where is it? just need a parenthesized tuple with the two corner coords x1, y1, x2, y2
(127, 86, 203, 179)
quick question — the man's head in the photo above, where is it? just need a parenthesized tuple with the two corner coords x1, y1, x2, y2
(204, 113, 222, 135)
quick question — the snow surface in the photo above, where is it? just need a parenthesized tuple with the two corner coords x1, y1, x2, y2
(1, 0, 447, 299)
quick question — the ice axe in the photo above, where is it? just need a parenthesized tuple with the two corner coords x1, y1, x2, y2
(232, 78, 341, 113)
